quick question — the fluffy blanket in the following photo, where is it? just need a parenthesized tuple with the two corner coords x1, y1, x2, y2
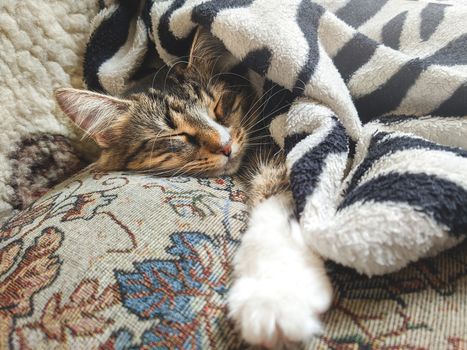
(0, 0, 98, 223)
(84, 0, 467, 275)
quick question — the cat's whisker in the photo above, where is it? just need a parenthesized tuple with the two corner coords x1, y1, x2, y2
(246, 129, 273, 138)
(153, 161, 193, 177)
(208, 54, 226, 84)
(247, 121, 276, 135)
(163, 60, 188, 90)
(238, 84, 278, 127)
(246, 109, 283, 133)
(245, 132, 271, 148)
(148, 139, 158, 164)
(169, 164, 191, 177)
(150, 62, 172, 90)
(244, 91, 293, 132)
(292, 78, 310, 94)
(148, 129, 166, 162)
(243, 83, 277, 115)
(209, 71, 251, 87)
(245, 142, 274, 147)
(242, 87, 290, 130)
(168, 156, 219, 177)
(247, 134, 272, 139)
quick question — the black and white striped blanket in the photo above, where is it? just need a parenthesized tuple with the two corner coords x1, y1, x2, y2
(84, 0, 467, 275)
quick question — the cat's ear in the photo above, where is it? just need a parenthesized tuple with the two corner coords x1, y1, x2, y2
(54, 88, 130, 148)
(187, 26, 230, 72)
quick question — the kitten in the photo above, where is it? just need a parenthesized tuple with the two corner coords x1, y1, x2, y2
(55, 28, 332, 349)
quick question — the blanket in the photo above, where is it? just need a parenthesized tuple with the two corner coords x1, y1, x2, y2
(84, 0, 467, 275)
(0, 0, 99, 223)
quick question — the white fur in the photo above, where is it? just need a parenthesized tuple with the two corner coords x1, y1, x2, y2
(203, 110, 231, 146)
(228, 194, 332, 348)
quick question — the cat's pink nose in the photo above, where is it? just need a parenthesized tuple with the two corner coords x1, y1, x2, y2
(218, 143, 232, 157)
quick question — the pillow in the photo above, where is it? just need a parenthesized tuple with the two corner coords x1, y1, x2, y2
(1, 168, 466, 349)
(0, 167, 248, 349)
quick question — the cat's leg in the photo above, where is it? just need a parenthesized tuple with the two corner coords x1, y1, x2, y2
(228, 155, 332, 348)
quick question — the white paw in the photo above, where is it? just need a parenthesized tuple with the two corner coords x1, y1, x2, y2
(228, 273, 331, 348)
(228, 195, 332, 348)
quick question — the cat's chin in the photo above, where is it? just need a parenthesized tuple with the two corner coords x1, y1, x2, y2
(205, 158, 242, 177)
(222, 166, 240, 176)
(207, 165, 239, 177)
(222, 156, 243, 175)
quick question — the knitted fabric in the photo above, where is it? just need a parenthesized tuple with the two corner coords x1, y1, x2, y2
(0, 0, 99, 223)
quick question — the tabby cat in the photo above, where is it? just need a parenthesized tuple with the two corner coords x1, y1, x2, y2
(55, 28, 332, 348)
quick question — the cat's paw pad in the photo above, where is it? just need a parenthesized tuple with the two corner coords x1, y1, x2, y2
(228, 273, 331, 348)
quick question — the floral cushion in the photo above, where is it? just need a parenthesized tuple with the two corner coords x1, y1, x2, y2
(1, 168, 466, 349)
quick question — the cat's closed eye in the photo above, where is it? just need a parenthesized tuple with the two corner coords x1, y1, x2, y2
(171, 132, 199, 146)
(55, 27, 255, 176)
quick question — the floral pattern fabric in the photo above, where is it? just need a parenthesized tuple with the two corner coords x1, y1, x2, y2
(0, 168, 465, 349)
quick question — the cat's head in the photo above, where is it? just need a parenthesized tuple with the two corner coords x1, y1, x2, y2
(55, 28, 255, 176)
